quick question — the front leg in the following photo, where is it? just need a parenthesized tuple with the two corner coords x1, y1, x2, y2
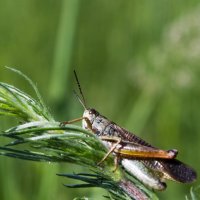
(60, 117, 93, 131)
(60, 117, 84, 126)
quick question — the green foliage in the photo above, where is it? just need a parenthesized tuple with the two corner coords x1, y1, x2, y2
(0, 69, 158, 199)
(0, 1, 199, 199)
(0, 67, 53, 122)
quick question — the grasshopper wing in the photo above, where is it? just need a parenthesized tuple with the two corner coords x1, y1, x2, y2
(159, 159, 197, 183)
(143, 159, 197, 183)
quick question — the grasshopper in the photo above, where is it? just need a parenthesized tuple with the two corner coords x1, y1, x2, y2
(63, 71, 197, 190)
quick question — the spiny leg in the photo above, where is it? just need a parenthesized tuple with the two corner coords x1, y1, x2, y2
(114, 146, 177, 159)
(97, 136, 122, 166)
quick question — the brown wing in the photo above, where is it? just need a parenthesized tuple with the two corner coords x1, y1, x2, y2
(142, 159, 197, 183)
(160, 159, 197, 183)
(113, 124, 155, 148)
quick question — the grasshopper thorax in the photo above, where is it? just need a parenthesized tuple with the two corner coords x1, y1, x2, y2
(82, 108, 115, 137)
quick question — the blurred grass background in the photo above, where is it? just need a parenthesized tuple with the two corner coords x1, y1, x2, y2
(0, 0, 200, 199)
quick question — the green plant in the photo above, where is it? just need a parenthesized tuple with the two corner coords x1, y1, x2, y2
(0, 68, 158, 200)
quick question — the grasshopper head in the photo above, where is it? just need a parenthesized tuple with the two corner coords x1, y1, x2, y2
(82, 108, 99, 129)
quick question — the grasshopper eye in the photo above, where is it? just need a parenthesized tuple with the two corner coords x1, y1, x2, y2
(89, 109, 95, 114)
(89, 109, 99, 116)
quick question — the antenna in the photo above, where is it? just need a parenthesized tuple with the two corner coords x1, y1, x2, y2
(73, 90, 87, 109)
(73, 70, 87, 109)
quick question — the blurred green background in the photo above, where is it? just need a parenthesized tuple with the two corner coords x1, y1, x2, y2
(0, 0, 200, 199)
